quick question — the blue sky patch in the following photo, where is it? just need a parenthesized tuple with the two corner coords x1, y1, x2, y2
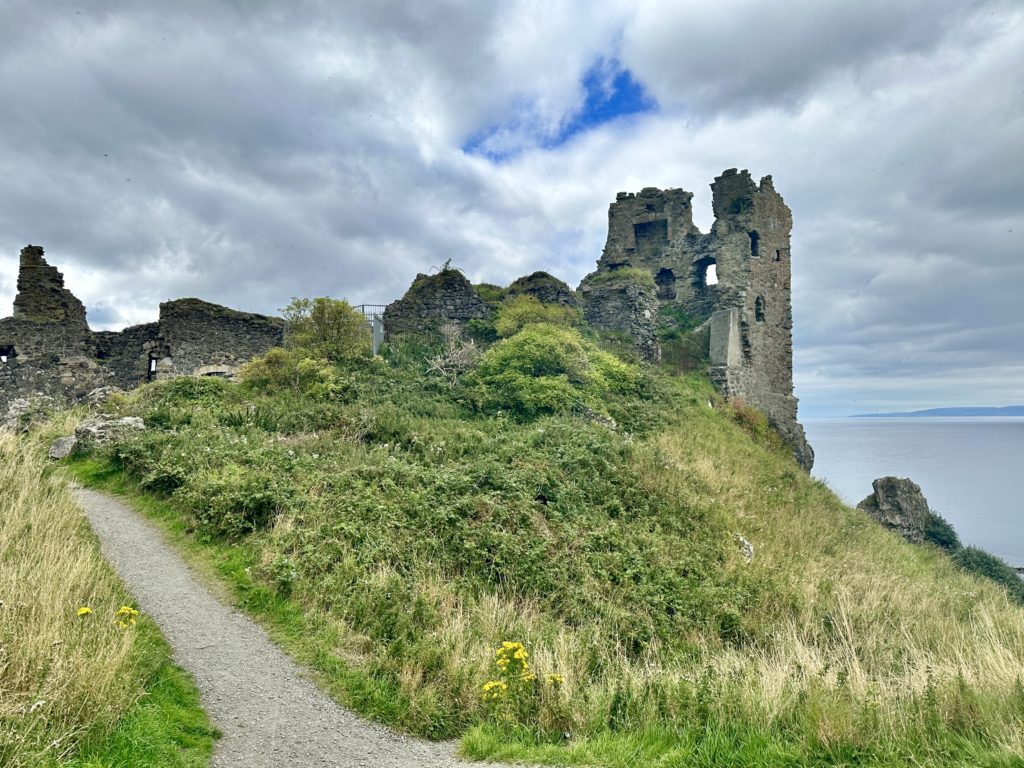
(463, 58, 656, 161)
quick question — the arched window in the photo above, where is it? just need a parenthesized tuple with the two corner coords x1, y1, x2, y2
(694, 257, 718, 287)
(755, 296, 766, 322)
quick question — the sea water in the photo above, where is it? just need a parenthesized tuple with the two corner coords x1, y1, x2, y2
(804, 418, 1024, 566)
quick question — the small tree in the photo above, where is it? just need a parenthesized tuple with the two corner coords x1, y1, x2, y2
(281, 297, 371, 361)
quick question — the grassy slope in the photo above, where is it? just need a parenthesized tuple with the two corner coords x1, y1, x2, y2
(0, 421, 216, 768)
(60, 349, 1024, 767)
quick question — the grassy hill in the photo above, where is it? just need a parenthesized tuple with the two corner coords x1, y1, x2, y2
(53, 305, 1024, 767)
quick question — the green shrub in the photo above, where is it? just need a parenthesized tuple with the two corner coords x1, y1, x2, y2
(281, 296, 371, 360)
(465, 324, 640, 419)
(473, 283, 507, 306)
(238, 348, 346, 400)
(924, 512, 961, 552)
(494, 295, 580, 338)
(952, 546, 1024, 604)
(176, 463, 290, 537)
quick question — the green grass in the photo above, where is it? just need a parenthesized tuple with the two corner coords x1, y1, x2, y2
(49, 329, 1024, 767)
(0, 423, 215, 768)
(61, 631, 216, 768)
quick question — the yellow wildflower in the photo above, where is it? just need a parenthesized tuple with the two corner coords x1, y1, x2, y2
(114, 605, 139, 629)
(481, 679, 509, 701)
(76, 606, 92, 617)
(545, 673, 565, 687)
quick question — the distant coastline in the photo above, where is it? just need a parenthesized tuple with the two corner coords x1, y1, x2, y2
(851, 405, 1024, 418)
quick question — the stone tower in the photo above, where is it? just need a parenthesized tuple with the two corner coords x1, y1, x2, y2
(580, 169, 813, 470)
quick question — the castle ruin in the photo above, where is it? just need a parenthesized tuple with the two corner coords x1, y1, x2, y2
(578, 169, 813, 469)
(3, 169, 812, 469)
(0, 245, 283, 414)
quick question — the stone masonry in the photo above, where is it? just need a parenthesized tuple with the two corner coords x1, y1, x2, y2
(579, 170, 813, 469)
(383, 268, 490, 338)
(0, 245, 283, 414)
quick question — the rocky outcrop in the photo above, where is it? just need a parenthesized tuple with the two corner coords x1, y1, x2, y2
(857, 477, 933, 544)
(74, 416, 146, 447)
(383, 268, 490, 338)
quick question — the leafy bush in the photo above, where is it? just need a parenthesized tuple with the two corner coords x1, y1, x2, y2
(924, 511, 961, 551)
(238, 348, 347, 400)
(494, 295, 580, 338)
(465, 324, 640, 419)
(176, 463, 289, 537)
(952, 546, 1024, 604)
(281, 296, 371, 360)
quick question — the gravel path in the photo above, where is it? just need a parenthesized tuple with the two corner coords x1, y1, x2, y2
(74, 487, 522, 768)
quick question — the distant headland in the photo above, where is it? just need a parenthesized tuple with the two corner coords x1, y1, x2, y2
(852, 405, 1024, 418)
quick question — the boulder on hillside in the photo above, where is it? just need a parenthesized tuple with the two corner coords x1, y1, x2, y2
(75, 415, 145, 447)
(49, 435, 78, 459)
(857, 477, 933, 544)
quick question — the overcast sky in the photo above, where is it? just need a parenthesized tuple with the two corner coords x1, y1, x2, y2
(1, 1, 1021, 416)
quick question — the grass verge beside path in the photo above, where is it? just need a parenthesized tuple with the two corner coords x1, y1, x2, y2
(62, 456, 421, 737)
(0, 425, 215, 768)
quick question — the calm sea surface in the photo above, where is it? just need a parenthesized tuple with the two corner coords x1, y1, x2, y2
(804, 418, 1024, 566)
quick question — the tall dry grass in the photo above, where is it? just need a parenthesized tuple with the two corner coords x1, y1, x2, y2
(0, 425, 147, 767)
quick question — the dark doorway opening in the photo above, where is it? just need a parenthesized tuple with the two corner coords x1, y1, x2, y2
(655, 267, 677, 300)
(0, 345, 16, 364)
(748, 230, 760, 258)
(147, 355, 158, 381)
(755, 296, 766, 322)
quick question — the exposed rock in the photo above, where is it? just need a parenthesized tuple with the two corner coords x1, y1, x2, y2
(2, 394, 60, 431)
(49, 435, 78, 459)
(75, 416, 146, 447)
(383, 268, 490, 338)
(85, 386, 125, 408)
(857, 477, 933, 544)
(506, 271, 578, 307)
(733, 533, 754, 564)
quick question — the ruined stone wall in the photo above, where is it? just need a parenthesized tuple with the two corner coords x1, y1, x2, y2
(579, 277, 660, 362)
(581, 170, 813, 469)
(155, 299, 284, 378)
(94, 323, 162, 388)
(1, 246, 284, 414)
(383, 269, 489, 338)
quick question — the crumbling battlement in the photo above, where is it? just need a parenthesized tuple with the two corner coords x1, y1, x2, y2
(579, 170, 813, 469)
(0, 245, 283, 414)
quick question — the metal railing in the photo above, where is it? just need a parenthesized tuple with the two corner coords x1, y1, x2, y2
(354, 304, 386, 355)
